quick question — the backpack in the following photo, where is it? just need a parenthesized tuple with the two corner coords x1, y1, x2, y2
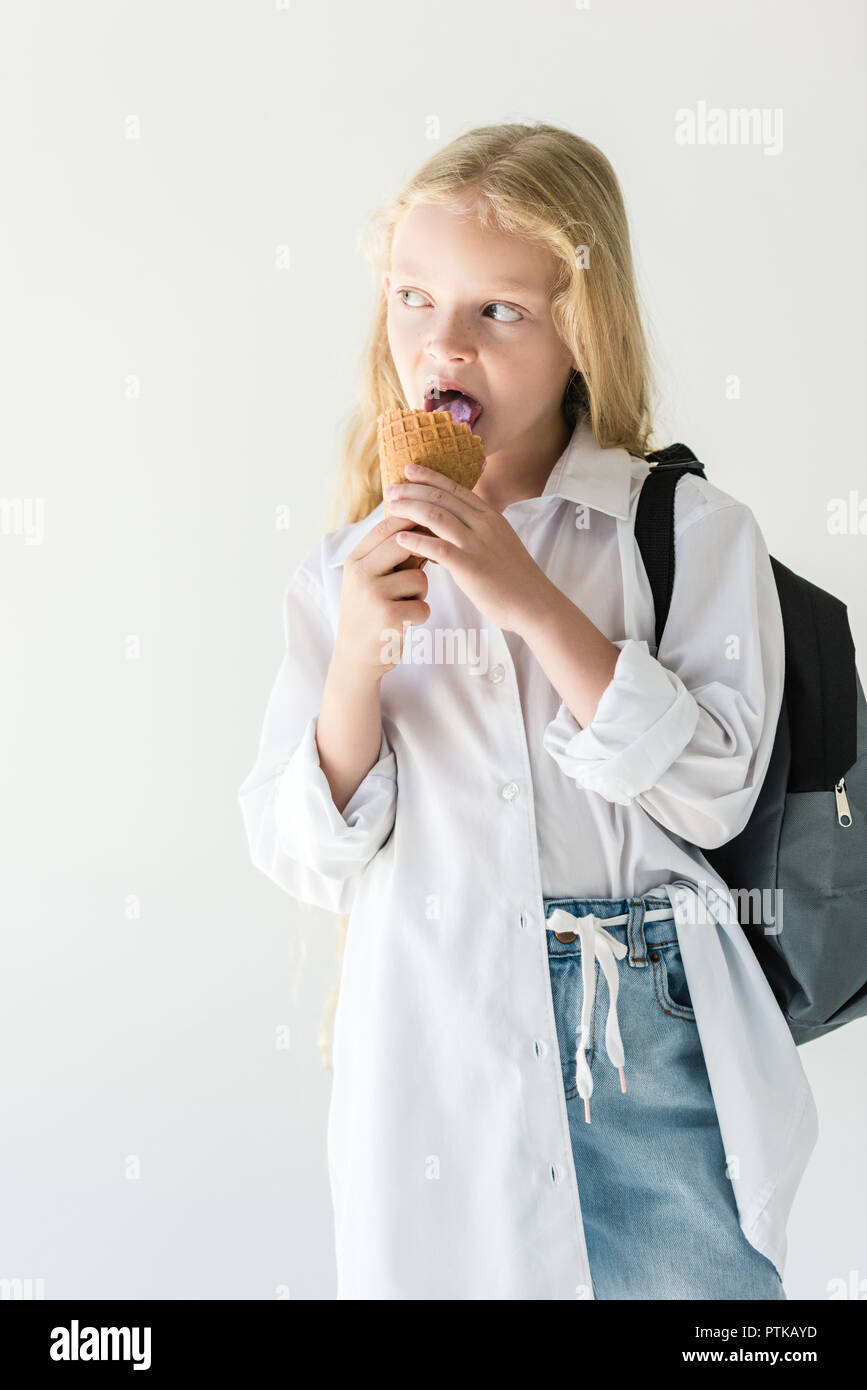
(635, 442, 867, 1046)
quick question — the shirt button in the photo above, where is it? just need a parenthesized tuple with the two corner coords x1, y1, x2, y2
(533, 1038, 548, 1058)
(500, 781, 520, 803)
(488, 663, 506, 684)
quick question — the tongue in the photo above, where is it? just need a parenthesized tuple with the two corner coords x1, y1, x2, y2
(427, 390, 476, 425)
(446, 395, 474, 425)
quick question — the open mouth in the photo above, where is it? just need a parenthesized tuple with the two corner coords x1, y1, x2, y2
(424, 389, 483, 430)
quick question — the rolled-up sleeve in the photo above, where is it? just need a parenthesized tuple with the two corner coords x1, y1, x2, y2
(541, 502, 784, 850)
(239, 568, 397, 913)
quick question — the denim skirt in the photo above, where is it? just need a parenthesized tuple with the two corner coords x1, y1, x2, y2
(544, 891, 787, 1301)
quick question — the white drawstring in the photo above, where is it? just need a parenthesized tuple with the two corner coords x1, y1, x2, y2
(547, 908, 632, 1125)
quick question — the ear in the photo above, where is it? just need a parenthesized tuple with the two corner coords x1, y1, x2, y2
(381, 271, 391, 298)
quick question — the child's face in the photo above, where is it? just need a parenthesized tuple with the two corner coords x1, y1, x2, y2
(382, 202, 578, 459)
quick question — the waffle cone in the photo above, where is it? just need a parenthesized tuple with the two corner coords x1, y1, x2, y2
(377, 408, 486, 570)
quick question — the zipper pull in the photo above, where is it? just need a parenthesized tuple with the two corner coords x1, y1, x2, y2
(834, 777, 852, 827)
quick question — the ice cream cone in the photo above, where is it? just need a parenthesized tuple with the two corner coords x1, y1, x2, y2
(377, 408, 486, 570)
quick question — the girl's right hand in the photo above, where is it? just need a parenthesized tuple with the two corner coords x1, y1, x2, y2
(333, 513, 431, 681)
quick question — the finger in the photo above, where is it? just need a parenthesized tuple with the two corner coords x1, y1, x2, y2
(378, 566, 429, 600)
(387, 497, 470, 550)
(346, 512, 427, 574)
(394, 528, 448, 565)
(384, 483, 474, 524)
(398, 462, 488, 511)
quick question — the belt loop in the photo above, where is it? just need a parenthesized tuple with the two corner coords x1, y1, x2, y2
(626, 897, 648, 967)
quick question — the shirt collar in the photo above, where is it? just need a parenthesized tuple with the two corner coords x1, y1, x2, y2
(325, 412, 635, 568)
(535, 411, 634, 518)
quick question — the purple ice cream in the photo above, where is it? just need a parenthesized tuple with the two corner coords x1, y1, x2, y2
(424, 389, 481, 428)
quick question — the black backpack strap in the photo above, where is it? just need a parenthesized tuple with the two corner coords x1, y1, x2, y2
(635, 444, 707, 650)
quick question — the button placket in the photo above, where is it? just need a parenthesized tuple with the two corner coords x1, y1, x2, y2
(477, 622, 592, 1293)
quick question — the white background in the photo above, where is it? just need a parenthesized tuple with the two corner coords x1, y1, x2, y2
(1, 0, 864, 1300)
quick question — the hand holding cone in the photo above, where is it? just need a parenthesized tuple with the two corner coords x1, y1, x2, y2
(377, 409, 486, 570)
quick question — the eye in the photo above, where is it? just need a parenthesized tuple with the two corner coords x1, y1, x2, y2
(396, 288, 523, 322)
(485, 302, 523, 322)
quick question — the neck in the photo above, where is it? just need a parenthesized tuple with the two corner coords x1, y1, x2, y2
(474, 413, 574, 512)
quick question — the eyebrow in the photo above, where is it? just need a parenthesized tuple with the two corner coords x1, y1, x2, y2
(391, 268, 540, 296)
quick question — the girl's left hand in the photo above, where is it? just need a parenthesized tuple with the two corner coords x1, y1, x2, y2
(384, 462, 553, 634)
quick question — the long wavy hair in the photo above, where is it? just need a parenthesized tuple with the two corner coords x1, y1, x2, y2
(317, 121, 661, 1069)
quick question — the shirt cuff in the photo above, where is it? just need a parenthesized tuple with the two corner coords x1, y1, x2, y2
(541, 638, 701, 805)
(273, 715, 397, 878)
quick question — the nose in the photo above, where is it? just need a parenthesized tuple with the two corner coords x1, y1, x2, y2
(424, 306, 478, 362)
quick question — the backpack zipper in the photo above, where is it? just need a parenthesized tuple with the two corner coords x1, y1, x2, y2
(834, 777, 852, 827)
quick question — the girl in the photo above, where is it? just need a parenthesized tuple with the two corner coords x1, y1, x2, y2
(239, 123, 817, 1300)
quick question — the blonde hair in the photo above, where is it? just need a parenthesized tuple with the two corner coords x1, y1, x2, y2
(317, 121, 660, 1070)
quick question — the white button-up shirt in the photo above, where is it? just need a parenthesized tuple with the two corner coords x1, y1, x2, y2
(239, 413, 818, 1299)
